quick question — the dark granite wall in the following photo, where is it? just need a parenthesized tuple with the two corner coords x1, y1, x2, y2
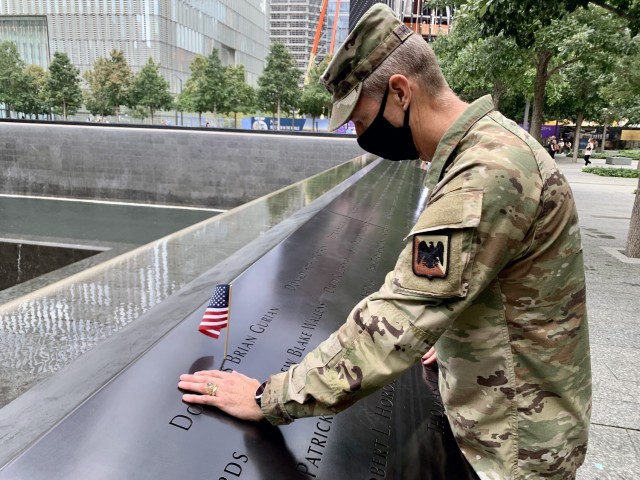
(0, 122, 365, 208)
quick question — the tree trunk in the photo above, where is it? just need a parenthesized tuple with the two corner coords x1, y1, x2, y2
(199, 112, 202, 125)
(523, 98, 531, 132)
(492, 79, 505, 111)
(277, 98, 281, 131)
(234, 112, 238, 129)
(214, 104, 217, 127)
(601, 123, 608, 152)
(625, 163, 640, 258)
(572, 113, 584, 164)
(530, 49, 553, 143)
(151, 109, 155, 124)
(63, 101, 67, 120)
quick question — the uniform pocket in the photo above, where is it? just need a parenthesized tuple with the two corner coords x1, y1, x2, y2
(394, 188, 483, 298)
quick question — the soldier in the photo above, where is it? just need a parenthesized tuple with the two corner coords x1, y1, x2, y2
(178, 4, 592, 479)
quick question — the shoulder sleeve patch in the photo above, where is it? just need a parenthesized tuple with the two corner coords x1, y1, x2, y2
(412, 233, 450, 279)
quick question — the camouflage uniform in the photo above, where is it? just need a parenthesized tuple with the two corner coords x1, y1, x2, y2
(260, 5, 592, 480)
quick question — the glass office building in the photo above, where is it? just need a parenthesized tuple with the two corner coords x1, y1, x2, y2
(0, 1, 270, 92)
(0, 16, 50, 68)
(270, 0, 322, 74)
(323, 0, 350, 57)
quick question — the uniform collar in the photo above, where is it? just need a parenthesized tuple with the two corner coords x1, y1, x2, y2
(425, 95, 495, 194)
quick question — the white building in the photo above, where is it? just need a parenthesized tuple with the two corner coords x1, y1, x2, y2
(0, 0, 270, 93)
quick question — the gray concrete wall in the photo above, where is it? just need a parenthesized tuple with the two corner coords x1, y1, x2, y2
(0, 122, 365, 208)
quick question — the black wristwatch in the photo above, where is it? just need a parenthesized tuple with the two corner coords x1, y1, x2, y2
(255, 381, 267, 407)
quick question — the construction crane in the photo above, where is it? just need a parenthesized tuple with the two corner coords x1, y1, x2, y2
(304, 0, 330, 85)
(329, 0, 342, 56)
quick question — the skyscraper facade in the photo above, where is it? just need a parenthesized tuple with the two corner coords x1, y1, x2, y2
(270, 0, 350, 84)
(270, 0, 322, 75)
(0, 0, 270, 93)
(323, 0, 350, 58)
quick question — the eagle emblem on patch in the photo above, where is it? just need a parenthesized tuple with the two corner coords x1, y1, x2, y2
(412, 233, 450, 279)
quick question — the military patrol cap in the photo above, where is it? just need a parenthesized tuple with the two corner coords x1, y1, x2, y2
(321, 3, 413, 132)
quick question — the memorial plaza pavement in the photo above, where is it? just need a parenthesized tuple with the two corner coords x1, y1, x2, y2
(554, 154, 640, 480)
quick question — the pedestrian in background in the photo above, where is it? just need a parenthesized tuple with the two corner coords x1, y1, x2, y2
(548, 135, 558, 159)
(584, 137, 594, 165)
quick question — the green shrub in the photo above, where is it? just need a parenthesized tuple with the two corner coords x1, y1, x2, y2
(590, 149, 640, 160)
(582, 167, 639, 178)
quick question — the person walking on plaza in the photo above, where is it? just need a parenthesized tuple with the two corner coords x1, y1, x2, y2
(584, 137, 594, 165)
(178, 4, 592, 479)
(548, 135, 559, 158)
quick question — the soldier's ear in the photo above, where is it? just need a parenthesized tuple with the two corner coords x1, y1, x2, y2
(388, 74, 411, 111)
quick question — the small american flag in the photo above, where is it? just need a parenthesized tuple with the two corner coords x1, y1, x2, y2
(198, 284, 230, 339)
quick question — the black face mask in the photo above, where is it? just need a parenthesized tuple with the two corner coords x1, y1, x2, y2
(357, 85, 419, 160)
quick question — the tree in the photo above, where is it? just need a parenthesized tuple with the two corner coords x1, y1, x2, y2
(128, 58, 174, 123)
(202, 49, 228, 126)
(14, 64, 49, 118)
(44, 51, 83, 119)
(432, 8, 529, 110)
(84, 50, 132, 117)
(536, 7, 630, 161)
(257, 43, 301, 129)
(299, 58, 332, 131)
(178, 55, 210, 124)
(469, 0, 640, 39)
(223, 65, 255, 128)
(627, 169, 640, 258)
(598, 43, 640, 128)
(466, 1, 636, 141)
(0, 41, 25, 118)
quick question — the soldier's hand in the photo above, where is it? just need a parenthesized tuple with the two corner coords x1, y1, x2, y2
(178, 370, 265, 422)
(422, 346, 437, 366)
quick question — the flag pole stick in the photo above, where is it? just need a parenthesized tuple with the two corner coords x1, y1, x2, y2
(220, 284, 232, 370)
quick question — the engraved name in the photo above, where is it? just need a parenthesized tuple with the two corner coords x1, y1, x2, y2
(223, 308, 279, 369)
(369, 382, 396, 478)
(295, 416, 334, 478)
(282, 303, 326, 370)
(285, 246, 327, 291)
(423, 368, 447, 434)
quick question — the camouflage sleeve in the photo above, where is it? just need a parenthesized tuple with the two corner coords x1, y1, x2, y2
(260, 156, 542, 425)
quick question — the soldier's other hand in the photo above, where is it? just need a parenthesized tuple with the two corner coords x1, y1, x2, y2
(422, 346, 437, 366)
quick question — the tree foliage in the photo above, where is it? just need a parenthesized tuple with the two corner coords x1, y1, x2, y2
(468, 0, 640, 46)
(128, 58, 173, 123)
(432, 9, 529, 110)
(0, 41, 25, 117)
(257, 42, 301, 126)
(45, 51, 83, 118)
(177, 50, 229, 125)
(299, 57, 332, 131)
(178, 55, 210, 122)
(202, 49, 227, 122)
(15, 64, 49, 117)
(460, 1, 636, 141)
(84, 49, 132, 117)
(599, 38, 640, 124)
(223, 65, 255, 128)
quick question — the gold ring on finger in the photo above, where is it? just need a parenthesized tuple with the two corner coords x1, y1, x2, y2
(205, 382, 218, 396)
